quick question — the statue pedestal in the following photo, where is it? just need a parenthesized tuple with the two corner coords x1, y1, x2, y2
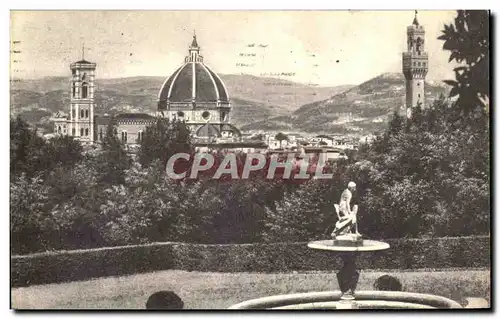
(333, 233, 363, 247)
(307, 239, 390, 309)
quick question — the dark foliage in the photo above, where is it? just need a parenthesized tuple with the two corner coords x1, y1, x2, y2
(438, 10, 489, 120)
(10, 11, 490, 255)
(95, 120, 132, 185)
(10, 117, 84, 179)
(11, 236, 490, 287)
(138, 118, 193, 167)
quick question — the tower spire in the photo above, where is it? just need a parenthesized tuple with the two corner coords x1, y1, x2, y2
(413, 10, 419, 26)
(82, 42, 85, 60)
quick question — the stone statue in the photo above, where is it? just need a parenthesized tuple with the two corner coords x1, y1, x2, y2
(331, 182, 362, 245)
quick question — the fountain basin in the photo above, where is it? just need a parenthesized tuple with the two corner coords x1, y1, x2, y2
(228, 291, 463, 309)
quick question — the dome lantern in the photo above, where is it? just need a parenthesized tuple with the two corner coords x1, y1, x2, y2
(188, 31, 203, 63)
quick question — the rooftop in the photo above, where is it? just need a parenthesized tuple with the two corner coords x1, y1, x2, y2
(115, 113, 155, 120)
(75, 59, 93, 64)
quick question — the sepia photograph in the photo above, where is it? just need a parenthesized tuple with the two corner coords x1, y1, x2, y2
(9, 9, 490, 310)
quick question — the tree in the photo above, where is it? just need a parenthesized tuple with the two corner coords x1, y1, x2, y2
(275, 132, 288, 149)
(48, 158, 108, 250)
(138, 118, 193, 168)
(11, 117, 84, 179)
(10, 116, 49, 178)
(11, 174, 56, 254)
(387, 111, 404, 136)
(95, 120, 131, 185)
(263, 179, 339, 242)
(46, 135, 84, 169)
(438, 10, 489, 119)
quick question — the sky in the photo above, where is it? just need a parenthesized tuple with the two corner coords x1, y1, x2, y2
(10, 10, 458, 87)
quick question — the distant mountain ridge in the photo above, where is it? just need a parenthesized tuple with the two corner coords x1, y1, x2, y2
(241, 73, 449, 134)
(10, 74, 353, 130)
(11, 72, 449, 135)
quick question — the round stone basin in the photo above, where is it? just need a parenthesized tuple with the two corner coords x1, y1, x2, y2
(228, 291, 463, 309)
(307, 239, 390, 252)
(229, 239, 463, 309)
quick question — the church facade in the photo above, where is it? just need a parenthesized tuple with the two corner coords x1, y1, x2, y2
(52, 35, 241, 145)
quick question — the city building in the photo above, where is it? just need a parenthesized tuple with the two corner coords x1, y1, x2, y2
(402, 11, 429, 118)
(157, 34, 240, 140)
(51, 57, 97, 143)
(51, 34, 241, 146)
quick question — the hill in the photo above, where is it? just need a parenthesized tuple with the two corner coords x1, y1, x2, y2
(10, 75, 352, 129)
(241, 73, 449, 134)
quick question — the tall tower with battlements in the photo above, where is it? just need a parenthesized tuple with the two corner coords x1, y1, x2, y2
(402, 11, 429, 118)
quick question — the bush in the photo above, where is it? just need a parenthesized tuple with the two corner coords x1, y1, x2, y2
(11, 236, 490, 287)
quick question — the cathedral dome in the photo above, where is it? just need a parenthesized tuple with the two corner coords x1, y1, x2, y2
(158, 35, 229, 110)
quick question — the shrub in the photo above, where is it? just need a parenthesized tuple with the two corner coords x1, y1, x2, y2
(11, 236, 490, 287)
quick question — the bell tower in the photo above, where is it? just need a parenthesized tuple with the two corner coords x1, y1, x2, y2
(69, 44, 96, 143)
(402, 11, 428, 118)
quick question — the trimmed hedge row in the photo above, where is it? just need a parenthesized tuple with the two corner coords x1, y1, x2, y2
(11, 236, 490, 287)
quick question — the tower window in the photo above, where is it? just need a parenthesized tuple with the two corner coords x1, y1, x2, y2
(138, 131, 143, 142)
(72, 109, 75, 119)
(413, 62, 416, 66)
(202, 111, 210, 119)
(121, 131, 128, 143)
(99, 128, 103, 141)
(80, 128, 84, 136)
(418, 94, 421, 98)
(423, 62, 426, 67)
(82, 82, 89, 98)
(72, 83, 76, 98)
(85, 110, 89, 118)
(58, 126, 61, 133)
(72, 128, 75, 136)
(85, 128, 89, 136)
(416, 37, 422, 52)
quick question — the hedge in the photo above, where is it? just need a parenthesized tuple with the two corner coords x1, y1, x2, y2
(11, 236, 490, 287)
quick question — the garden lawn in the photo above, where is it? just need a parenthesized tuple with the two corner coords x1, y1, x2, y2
(11, 269, 490, 309)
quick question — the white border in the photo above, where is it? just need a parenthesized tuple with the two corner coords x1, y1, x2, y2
(2, 2, 498, 319)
